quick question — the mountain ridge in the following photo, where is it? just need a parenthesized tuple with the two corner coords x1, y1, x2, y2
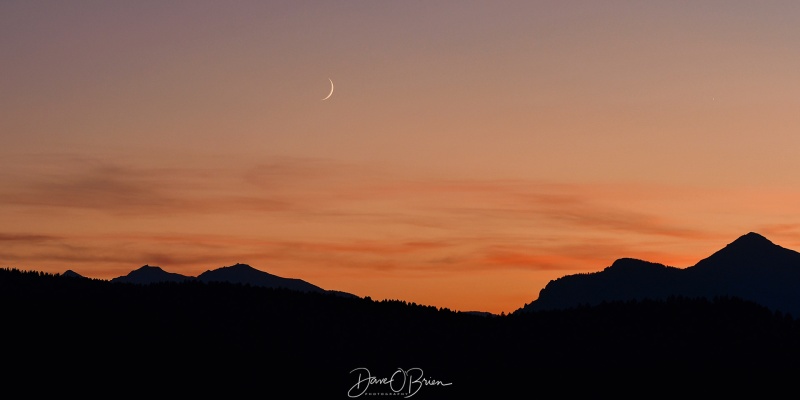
(99, 262, 354, 297)
(196, 263, 326, 293)
(6, 264, 800, 391)
(110, 264, 194, 284)
(518, 232, 800, 317)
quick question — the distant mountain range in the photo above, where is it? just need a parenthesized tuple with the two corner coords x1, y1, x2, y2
(10, 262, 800, 392)
(67, 263, 357, 298)
(518, 232, 800, 317)
(64, 231, 800, 317)
(8, 232, 800, 389)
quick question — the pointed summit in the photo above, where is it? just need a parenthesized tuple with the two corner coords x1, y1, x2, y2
(62, 269, 84, 278)
(692, 232, 800, 271)
(726, 231, 774, 249)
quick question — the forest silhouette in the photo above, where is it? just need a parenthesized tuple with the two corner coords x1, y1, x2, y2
(3, 264, 800, 397)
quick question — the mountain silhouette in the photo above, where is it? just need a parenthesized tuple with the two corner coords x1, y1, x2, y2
(110, 265, 195, 284)
(8, 240, 800, 392)
(525, 258, 685, 311)
(197, 263, 325, 293)
(103, 262, 355, 297)
(62, 269, 85, 278)
(4, 264, 800, 394)
(519, 232, 800, 317)
(691, 231, 800, 271)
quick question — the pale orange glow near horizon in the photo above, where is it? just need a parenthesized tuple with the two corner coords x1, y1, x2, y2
(3, 1, 800, 314)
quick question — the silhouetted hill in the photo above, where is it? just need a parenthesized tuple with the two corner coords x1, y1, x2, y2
(197, 263, 324, 293)
(519, 232, 800, 317)
(2, 266, 800, 395)
(463, 310, 496, 317)
(527, 258, 684, 311)
(110, 264, 195, 284)
(102, 263, 356, 298)
(692, 232, 800, 271)
(61, 269, 84, 278)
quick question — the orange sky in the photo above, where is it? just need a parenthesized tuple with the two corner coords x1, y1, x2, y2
(3, 1, 800, 314)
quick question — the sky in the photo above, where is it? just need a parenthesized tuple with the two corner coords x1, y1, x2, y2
(3, 1, 800, 314)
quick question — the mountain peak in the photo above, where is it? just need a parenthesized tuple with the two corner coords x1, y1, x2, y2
(690, 232, 799, 272)
(110, 264, 193, 284)
(607, 258, 671, 271)
(62, 269, 84, 278)
(727, 232, 773, 248)
(136, 264, 165, 272)
(197, 263, 325, 293)
(228, 263, 254, 270)
(519, 231, 800, 315)
(712, 232, 779, 259)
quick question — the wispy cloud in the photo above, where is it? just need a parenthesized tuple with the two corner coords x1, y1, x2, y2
(0, 158, 294, 215)
(0, 155, 745, 280)
(0, 233, 60, 242)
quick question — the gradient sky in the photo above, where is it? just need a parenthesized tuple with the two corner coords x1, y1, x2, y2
(3, 1, 800, 314)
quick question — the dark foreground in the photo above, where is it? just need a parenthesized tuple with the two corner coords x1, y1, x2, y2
(2, 268, 798, 397)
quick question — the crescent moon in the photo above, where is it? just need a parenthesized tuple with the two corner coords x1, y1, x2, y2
(322, 78, 334, 100)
